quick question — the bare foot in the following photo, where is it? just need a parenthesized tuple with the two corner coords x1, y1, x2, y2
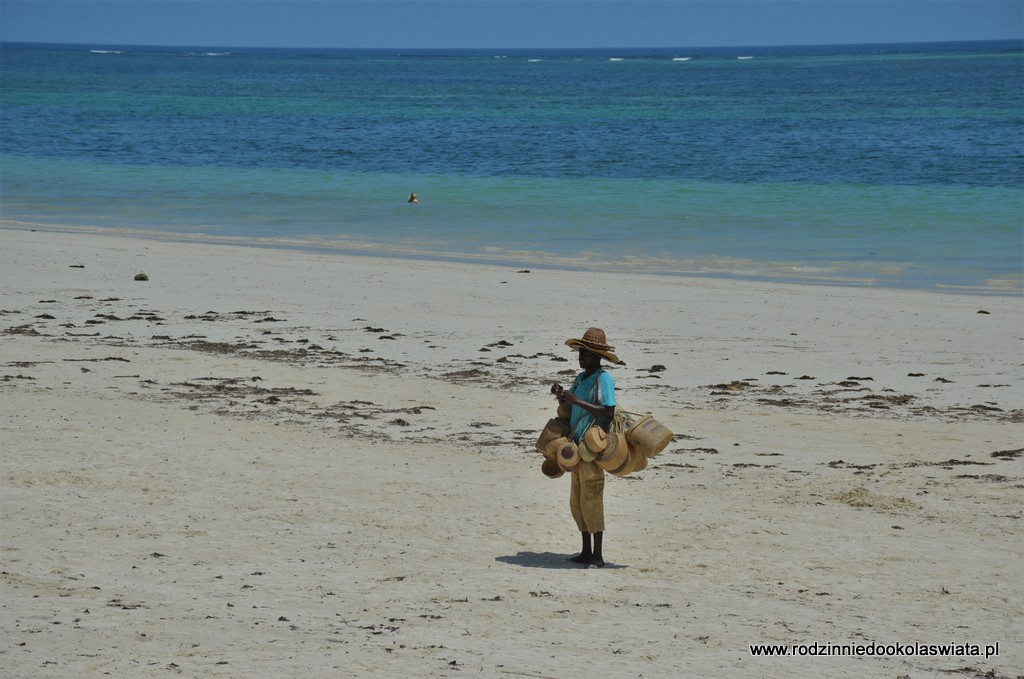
(590, 555, 606, 568)
(567, 553, 591, 564)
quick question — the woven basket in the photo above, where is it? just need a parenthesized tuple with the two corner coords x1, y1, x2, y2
(549, 437, 581, 472)
(556, 401, 572, 420)
(625, 415, 673, 457)
(536, 418, 569, 457)
(541, 457, 564, 479)
(607, 445, 634, 476)
(629, 443, 648, 472)
(595, 432, 629, 471)
(609, 441, 647, 477)
(584, 426, 608, 454)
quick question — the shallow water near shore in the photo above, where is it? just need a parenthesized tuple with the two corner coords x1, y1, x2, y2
(2, 41, 1022, 291)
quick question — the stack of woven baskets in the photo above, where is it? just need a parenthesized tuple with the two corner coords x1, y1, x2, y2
(534, 410, 672, 478)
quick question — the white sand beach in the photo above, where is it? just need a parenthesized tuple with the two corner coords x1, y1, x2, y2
(1, 226, 1021, 678)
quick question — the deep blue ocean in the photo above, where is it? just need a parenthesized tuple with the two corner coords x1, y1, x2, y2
(1, 40, 1022, 292)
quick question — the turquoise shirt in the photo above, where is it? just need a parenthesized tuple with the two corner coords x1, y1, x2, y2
(568, 368, 616, 442)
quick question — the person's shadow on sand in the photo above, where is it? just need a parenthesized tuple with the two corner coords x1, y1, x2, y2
(496, 551, 627, 569)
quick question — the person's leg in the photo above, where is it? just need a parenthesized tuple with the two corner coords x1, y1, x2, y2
(591, 531, 605, 567)
(579, 462, 605, 532)
(569, 532, 592, 564)
(577, 462, 606, 566)
(568, 470, 591, 562)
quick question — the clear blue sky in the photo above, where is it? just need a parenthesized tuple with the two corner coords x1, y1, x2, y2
(1, 0, 1021, 49)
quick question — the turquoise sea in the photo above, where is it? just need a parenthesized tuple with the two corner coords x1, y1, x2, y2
(1, 41, 1022, 292)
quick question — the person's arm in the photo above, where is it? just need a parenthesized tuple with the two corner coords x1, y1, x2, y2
(556, 388, 615, 420)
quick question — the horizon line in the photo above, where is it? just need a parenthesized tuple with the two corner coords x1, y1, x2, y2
(4, 37, 1022, 51)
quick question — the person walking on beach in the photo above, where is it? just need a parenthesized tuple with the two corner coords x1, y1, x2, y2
(550, 327, 619, 567)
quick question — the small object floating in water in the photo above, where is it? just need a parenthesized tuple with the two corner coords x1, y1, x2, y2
(134, 273, 149, 281)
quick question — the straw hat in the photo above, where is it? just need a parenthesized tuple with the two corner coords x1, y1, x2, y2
(565, 327, 620, 365)
(595, 431, 629, 471)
